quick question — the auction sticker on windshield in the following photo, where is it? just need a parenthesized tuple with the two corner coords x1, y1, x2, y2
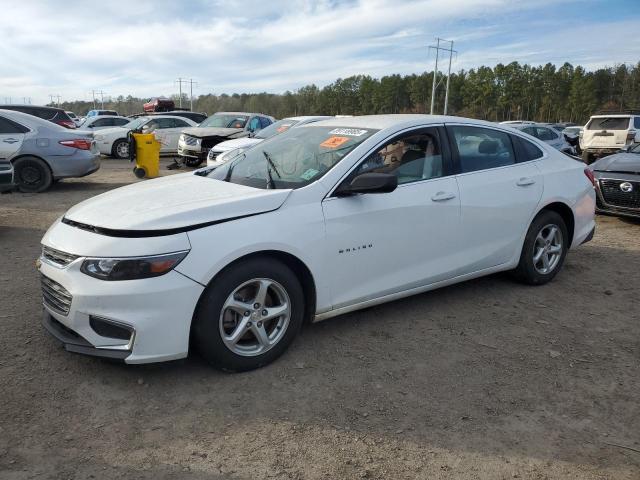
(329, 128, 368, 136)
(320, 136, 350, 149)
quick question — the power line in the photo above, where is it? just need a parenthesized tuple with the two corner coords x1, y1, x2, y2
(92, 90, 106, 109)
(49, 94, 61, 106)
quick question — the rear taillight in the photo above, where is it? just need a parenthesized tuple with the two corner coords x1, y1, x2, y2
(626, 130, 636, 142)
(584, 168, 596, 187)
(58, 120, 77, 129)
(59, 139, 92, 150)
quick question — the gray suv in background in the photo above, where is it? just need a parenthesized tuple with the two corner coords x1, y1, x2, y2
(0, 109, 100, 192)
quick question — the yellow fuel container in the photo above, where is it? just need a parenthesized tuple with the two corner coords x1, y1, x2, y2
(132, 133, 161, 179)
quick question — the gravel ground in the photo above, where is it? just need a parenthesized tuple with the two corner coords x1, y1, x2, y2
(1, 158, 639, 479)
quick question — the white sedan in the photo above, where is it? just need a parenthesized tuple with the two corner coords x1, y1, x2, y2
(93, 115, 197, 158)
(206, 116, 333, 167)
(77, 115, 131, 131)
(38, 115, 595, 371)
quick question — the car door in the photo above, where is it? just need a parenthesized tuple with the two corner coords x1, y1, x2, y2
(0, 116, 28, 160)
(147, 118, 179, 152)
(447, 124, 543, 273)
(161, 118, 191, 151)
(321, 126, 462, 309)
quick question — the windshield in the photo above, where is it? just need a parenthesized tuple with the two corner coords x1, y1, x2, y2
(255, 118, 300, 139)
(587, 117, 630, 130)
(200, 114, 249, 129)
(208, 126, 378, 189)
(123, 117, 149, 129)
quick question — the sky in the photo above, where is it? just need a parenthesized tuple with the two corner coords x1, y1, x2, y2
(0, 0, 639, 106)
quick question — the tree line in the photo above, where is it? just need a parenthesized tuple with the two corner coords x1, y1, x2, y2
(56, 61, 640, 124)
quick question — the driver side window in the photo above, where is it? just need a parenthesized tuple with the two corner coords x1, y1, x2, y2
(352, 129, 443, 185)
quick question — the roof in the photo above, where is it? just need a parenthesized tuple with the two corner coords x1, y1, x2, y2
(305, 114, 490, 130)
(214, 111, 268, 116)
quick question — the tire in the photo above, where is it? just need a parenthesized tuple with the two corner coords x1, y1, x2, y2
(581, 150, 593, 165)
(133, 167, 146, 178)
(13, 156, 53, 193)
(184, 157, 203, 168)
(193, 257, 304, 372)
(111, 139, 129, 159)
(513, 210, 568, 285)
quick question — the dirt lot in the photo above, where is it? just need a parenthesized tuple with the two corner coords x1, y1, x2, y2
(1, 158, 639, 479)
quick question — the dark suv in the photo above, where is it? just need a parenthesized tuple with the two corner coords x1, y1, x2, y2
(0, 105, 76, 129)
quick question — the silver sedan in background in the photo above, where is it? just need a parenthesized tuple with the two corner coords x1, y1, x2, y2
(0, 109, 100, 192)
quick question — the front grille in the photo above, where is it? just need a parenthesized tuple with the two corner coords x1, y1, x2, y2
(41, 275, 72, 316)
(599, 179, 640, 209)
(183, 135, 198, 146)
(42, 246, 78, 267)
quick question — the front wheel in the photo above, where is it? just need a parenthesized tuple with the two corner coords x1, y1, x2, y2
(513, 210, 568, 285)
(112, 139, 129, 159)
(184, 157, 203, 167)
(193, 257, 304, 372)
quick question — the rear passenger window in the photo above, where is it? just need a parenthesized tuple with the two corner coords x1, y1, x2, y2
(634, 117, 640, 129)
(113, 118, 129, 126)
(450, 126, 516, 173)
(536, 127, 557, 141)
(513, 136, 543, 161)
(0, 117, 28, 134)
(260, 116, 272, 129)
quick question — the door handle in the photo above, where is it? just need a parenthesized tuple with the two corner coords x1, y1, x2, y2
(516, 177, 535, 187)
(431, 191, 456, 202)
(3, 138, 18, 144)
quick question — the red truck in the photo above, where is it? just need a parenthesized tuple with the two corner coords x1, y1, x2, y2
(143, 97, 175, 113)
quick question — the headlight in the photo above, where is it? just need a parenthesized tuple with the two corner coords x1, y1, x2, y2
(217, 148, 245, 164)
(81, 251, 188, 281)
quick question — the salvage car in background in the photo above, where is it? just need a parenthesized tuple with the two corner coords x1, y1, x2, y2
(591, 142, 640, 219)
(38, 115, 595, 371)
(94, 115, 197, 159)
(129, 110, 208, 124)
(563, 126, 583, 154)
(0, 109, 99, 192)
(66, 111, 82, 127)
(206, 116, 332, 167)
(85, 110, 119, 119)
(143, 97, 175, 113)
(0, 105, 77, 129)
(509, 122, 574, 154)
(178, 112, 274, 167)
(580, 113, 640, 164)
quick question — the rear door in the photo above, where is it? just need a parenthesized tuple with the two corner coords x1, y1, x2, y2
(0, 115, 27, 160)
(447, 124, 544, 273)
(584, 116, 631, 148)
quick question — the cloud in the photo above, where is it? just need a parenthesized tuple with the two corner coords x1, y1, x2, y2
(0, 0, 637, 105)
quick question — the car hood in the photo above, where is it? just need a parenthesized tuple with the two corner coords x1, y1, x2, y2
(592, 153, 640, 174)
(64, 173, 292, 232)
(212, 137, 263, 152)
(181, 127, 245, 139)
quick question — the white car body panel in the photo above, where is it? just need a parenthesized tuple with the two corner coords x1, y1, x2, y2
(0, 130, 25, 159)
(38, 115, 596, 364)
(94, 116, 197, 156)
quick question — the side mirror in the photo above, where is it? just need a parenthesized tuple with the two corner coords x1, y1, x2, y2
(335, 172, 398, 197)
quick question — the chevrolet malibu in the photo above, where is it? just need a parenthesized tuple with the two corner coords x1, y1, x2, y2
(39, 115, 596, 371)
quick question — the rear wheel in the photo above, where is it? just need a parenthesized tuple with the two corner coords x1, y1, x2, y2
(13, 156, 53, 193)
(581, 150, 593, 165)
(513, 210, 568, 285)
(112, 139, 129, 159)
(193, 257, 304, 372)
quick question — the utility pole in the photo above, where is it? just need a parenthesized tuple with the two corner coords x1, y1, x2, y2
(175, 78, 196, 109)
(92, 90, 105, 109)
(49, 94, 61, 106)
(428, 38, 457, 115)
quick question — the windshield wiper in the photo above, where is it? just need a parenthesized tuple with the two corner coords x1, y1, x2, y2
(223, 153, 245, 182)
(263, 150, 281, 189)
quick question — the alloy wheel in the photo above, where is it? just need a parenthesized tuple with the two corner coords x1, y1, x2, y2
(533, 224, 563, 274)
(219, 278, 291, 357)
(117, 142, 129, 158)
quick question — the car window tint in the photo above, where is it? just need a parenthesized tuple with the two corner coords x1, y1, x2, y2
(353, 129, 444, 185)
(113, 118, 129, 126)
(513, 135, 544, 161)
(172, 118, 189, 128)
(93, 118, 110, 127)
(451, 126, 516, 173)
(536, 127, 557, 141)
(522, 126, 537, 137)
(0, 116, 27, 134)
(587, 117, 630, 130)
(635, 117, 640, 129)
(151, 118, 175, 129)
(260, 116, 272, 129)
(248, 117, 261, 132)
(34, 108, 56, 120)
